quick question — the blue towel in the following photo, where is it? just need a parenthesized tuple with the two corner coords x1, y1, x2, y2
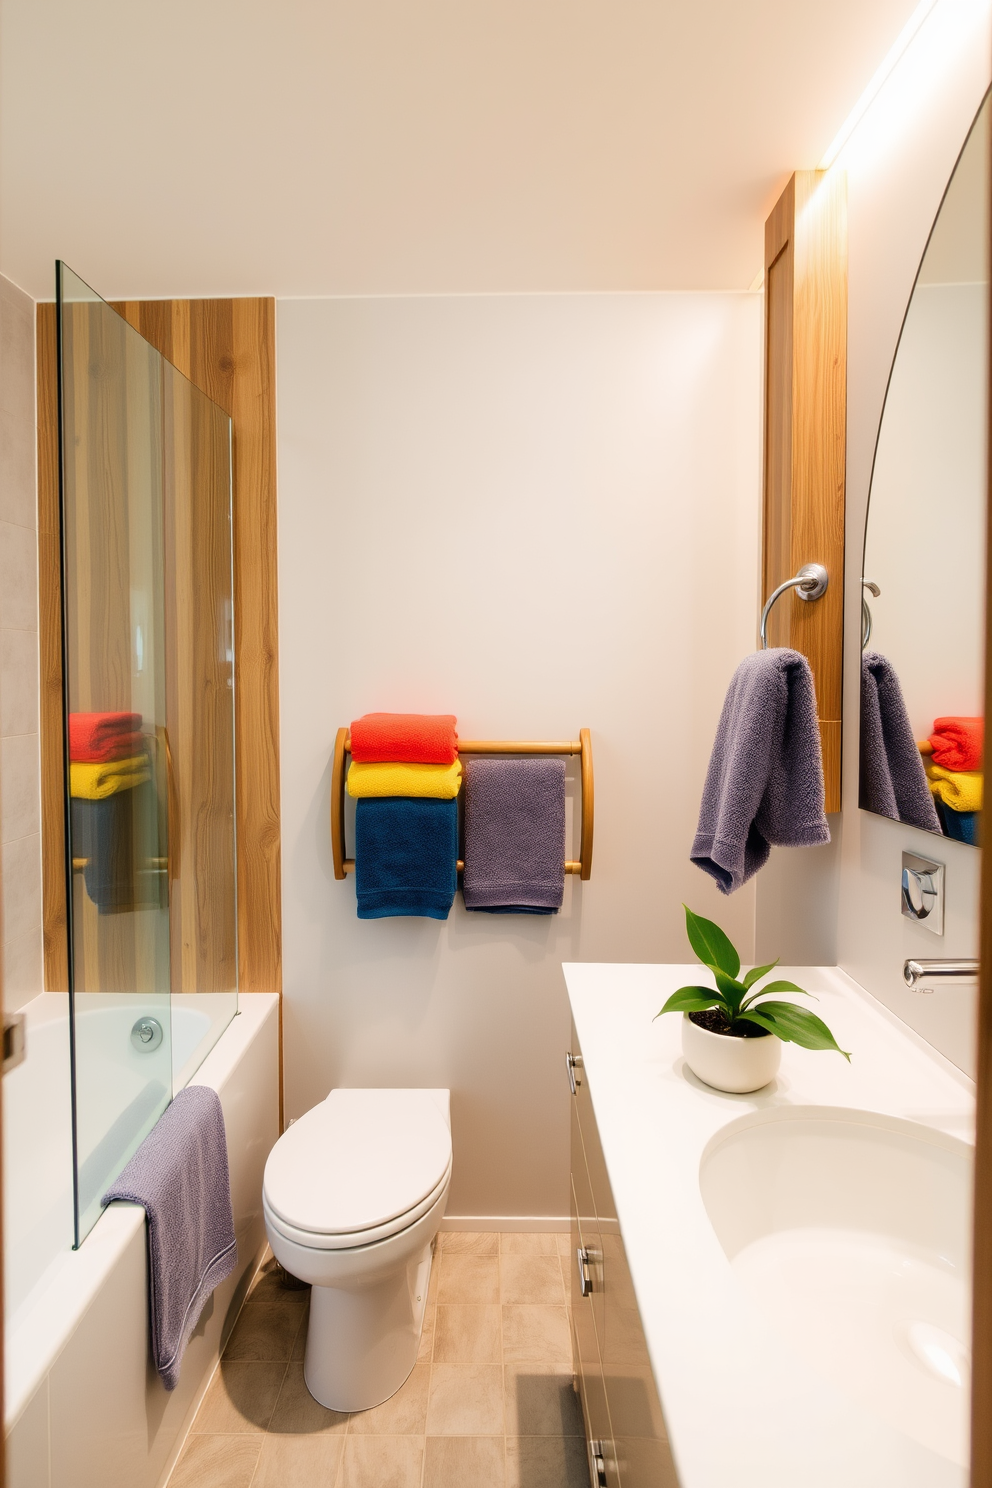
(355, 796, 458, 919)
(102, 1086, 237, 1390)
(935, 798, 981, 846)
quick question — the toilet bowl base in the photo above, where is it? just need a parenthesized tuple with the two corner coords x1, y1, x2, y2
(304, 1243, 433, 1412)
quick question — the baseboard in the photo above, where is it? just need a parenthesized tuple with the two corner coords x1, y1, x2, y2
(439, 1216, 569, 1233)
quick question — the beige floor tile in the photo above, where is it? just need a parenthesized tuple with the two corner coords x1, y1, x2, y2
(419, 1303, 436, 1361)
(292, 1306, 310, 1361)
(501, 1306, 572, 1365)
(505, 1435, 587, 1488)
(499, 1232, 557, 1256)
(348, 1361, 431, 1434)
(504, 1364, 584, 1437)
(437, 1254, 500, 1306)
(338, 1435, 425, 1488)
(433, 1305, 501, 1363)
(440, 1231, 499, 1256)
(191, 1361, 288, 1434)
(424, 1434, 506, 1486)
(426, 1364, 504, 1435)
(500, 1255, 565, 1306)
(223, 1272, 308, 1362)
(168, 1433, 261, 1488)
(252, 1429, 345, 1487)
(268, 1362, 351, 1435)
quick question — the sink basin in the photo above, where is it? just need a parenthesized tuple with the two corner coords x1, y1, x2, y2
(699, 1106, 973, 1467)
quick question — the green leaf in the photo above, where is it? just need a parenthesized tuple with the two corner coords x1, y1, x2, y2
(739, 1001, 851, 1060)
(712, 966, 747, 1015)
(683, 905, 741, 979)
(653, 987, 724, 1019)
(755, 979, 815, 998)
(742, 959, 778, 990)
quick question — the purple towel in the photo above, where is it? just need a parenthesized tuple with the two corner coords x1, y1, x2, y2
(860, 651, 941, 833)
(691, 648, 830, 895)
(463, 758, 565, 911)
(102, 1085, 237, 1390)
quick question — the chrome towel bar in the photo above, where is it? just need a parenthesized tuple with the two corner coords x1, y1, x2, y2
(759, 563, 829, 648)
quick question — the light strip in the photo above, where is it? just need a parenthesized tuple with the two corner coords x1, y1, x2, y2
(817, 0, 939, 168)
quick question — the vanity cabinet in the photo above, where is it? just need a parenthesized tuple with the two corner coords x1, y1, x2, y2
(568, 1023, 679, 1488)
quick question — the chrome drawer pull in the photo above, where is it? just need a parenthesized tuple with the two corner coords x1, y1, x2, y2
(589, 1440, 608, 1488)
(577, 1246, 594, 1297)
(566, 1050, 583, 1095)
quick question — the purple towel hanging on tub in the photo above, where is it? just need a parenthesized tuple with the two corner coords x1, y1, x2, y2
(102, 1085, 237, 1390)
(463, 758, 566, 912)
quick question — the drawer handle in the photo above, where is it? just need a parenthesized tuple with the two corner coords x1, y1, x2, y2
(589, 1440, 608, 1488)
(566, 1050, 583, 1095)
(577, 1246, 594, 1297)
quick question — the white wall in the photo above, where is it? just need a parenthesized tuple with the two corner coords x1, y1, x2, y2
(0, 271, 43, 1010)
(276, 292, 762, 1219)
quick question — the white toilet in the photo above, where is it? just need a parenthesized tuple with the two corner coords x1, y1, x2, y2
(262, 1087, 451, 1411)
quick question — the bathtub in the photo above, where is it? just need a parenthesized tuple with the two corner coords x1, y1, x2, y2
(4, 991, 279, 1488)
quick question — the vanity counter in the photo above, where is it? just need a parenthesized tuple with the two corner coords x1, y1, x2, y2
(563, 962, 974, 1488)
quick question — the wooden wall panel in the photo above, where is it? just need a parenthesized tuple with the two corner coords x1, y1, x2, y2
(763, 170, 847, 813)
(38, 297, 282, 1006)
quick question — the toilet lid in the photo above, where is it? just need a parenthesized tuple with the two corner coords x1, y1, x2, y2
(263, 1088, 452, 1237)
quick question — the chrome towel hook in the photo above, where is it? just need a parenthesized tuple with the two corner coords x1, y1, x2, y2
(759, 564, 829, 649)
(861, 579, 880, 650)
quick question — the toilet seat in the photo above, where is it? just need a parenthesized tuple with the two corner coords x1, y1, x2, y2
(263, 1088, 452, 1246)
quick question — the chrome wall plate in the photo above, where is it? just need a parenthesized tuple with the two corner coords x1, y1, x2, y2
(901, 852, 944, 936)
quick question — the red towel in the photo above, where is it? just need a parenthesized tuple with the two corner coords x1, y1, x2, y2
(69, 712, 143, 763)
(350, 713, 458, 764)
(929, 716, 984, 773)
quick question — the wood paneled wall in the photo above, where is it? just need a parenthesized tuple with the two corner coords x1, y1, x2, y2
(763, 170, 847, 814)
(36, 298, 282, 1003)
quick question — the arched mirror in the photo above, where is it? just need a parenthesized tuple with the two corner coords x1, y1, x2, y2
(860, 90, 990, 846)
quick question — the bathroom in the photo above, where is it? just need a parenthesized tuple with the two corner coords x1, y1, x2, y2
(0, 0, 990, 1483)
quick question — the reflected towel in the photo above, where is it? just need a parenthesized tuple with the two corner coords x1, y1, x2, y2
(691, 649, 830, 895)
(350, 713, 458, 764)
(860, 653, 941, 833)
(925, 761, 983, 813)
(935, 799, 981, 846)
(69, 711, 143, 762)
(70, 754, 149, 800)
(71, 782, 163, 915)
(102, 1087, 237, 1391)
(462, 759, 565, 912)
(928, 717, 984, 773)
(347, 759, 462, 800)
(355, 797, 458, 919)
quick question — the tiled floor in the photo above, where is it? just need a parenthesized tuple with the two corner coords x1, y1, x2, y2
(169, 1232, 587, 1488)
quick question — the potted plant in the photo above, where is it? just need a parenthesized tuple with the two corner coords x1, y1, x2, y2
(655, 906, 851, 1093)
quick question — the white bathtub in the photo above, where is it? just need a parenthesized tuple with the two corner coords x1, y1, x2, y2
(4, 991, 279, 1488)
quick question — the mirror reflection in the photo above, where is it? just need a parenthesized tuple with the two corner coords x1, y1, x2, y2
(860, 91, 990, 847)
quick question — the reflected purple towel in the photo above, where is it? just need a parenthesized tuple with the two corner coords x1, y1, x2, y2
(860, 651, 941, 833)
(463, 758, 565, 911)
(102, 1086, 237, 1390)
(691, 648, 830, 894)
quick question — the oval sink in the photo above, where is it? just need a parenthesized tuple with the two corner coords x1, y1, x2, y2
(699, 1106, 973, 1468)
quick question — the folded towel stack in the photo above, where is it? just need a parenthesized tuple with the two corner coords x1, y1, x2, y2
(350, 713, 460, 919)
(918, 714, 983, 840)
(69, 712, 149, 799)
(69, 712, 154, 915)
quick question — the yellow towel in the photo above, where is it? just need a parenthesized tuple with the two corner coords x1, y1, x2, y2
(70, 754, 150, 800)
(924, 761, 983, 814)
(346, 759, 462, 800)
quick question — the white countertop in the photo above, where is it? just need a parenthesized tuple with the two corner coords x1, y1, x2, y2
(563, 963, 974, 1488)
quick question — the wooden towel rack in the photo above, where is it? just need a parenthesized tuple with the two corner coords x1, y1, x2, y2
(330, 727, 594, 883)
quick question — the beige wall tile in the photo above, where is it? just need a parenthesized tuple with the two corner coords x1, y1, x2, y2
(0, 409, 36, 530)
(0, 628, 39, 738)
(0, 274, 35, 431)
(339, 1435, 424, 1488)
(439, 1231, 498, 1256)
(424, 1434, 505, 1487)
(434, 1304, 501, 1364)
(3, 919, 43, 1008)
(500, 1232, 558, 1256)
(192, 1361, 288, 1434)
(505, 1434, 587, 1488)
(436, 1255, 499, 1306)
(501, 1305, 571, 1364)
(500, 1254, 565, 1306)
(426, 1364, 504, 1436)
(169, 1434, 262, 1488)
(267, 1362, 350, 1435)
(555, 1232, 572, 1257)
(504, 1363, 584, 1437)
(2, 832, 41, 930)
(1, 732, 40, 842)
(348, 1360, 430, 1435)
(252, 1430, 345, 1488)
(0, 520, 38, 630)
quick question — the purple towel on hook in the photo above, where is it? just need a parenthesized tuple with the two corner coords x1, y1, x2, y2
(102, 1085, 237, 1390)
(860, 651, 941, 833)
(463, 758, 566, 912)
(691, 648, 830, 895)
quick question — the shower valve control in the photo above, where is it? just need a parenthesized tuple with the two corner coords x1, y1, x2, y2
(901, 852, 944, 936)
(131, 1016, 164, 1052)
(566, 1050, 583, 1095)
(589, 1441, 608, 1488)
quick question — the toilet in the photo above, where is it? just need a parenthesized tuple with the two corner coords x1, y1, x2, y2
(262, 1087, 451, 1411)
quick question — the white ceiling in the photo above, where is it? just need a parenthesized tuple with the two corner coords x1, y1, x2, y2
(1, 0, 922, 300)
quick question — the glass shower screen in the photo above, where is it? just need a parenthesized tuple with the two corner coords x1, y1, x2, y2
(57, 264, 237, 1244)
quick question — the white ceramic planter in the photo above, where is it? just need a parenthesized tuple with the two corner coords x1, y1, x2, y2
(682, 1013, 781, 1093)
